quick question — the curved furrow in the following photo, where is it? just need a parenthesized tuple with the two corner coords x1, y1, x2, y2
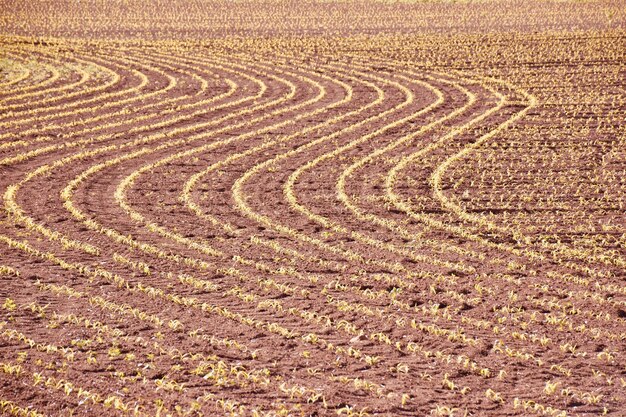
(114, 56, 368, 255)
(0, 48, 149, 130)
(117, 58, 412, 270)
(3, 54, 270, 254)
(228, 64, 471, 278)
(280, 71, 480, 272)
(0, 52, 268, 169)
(227, 60, 615, 408)
(386, 77, 624, 282)
(0, 48, 280, 173)
(332, 59, 490, 264)
(322, 70, 622, 408)
(0, 49, 65, 100)
(431, 126, 626, 272)
(1, 20, 624, 416)
(85, 57, 528, 406)
(1, 54, 279, 257)
(330, 63, 626, 306)
(167, 59, 497, 307)
(1, 50, 307, 271)
(317, 63, 626, 388)
(0, 47, 219, 147)
(379, 77, 626, 409)
(179, 60, 391, 241)
(0, 52, 358, 412)
(13, 54, 488, 410)
(0, 45, 113, 112)
(0, 56, 392, 410)
(122, 59, 530, 343)
(0, 57, 32, 90)
(330, 61, 626, 321)
(54, 51, 324, 259)
(85, 54, 625, 413)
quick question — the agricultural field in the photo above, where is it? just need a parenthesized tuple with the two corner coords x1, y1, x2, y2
(0, 0, 625, 416)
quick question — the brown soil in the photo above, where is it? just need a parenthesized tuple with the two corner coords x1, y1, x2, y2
(1, 2, 625, 416)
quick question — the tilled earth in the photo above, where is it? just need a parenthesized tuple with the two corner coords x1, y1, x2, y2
(1, 2, 626, 416)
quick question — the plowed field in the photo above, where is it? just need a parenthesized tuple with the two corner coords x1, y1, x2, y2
(1, 1, 625, 416)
